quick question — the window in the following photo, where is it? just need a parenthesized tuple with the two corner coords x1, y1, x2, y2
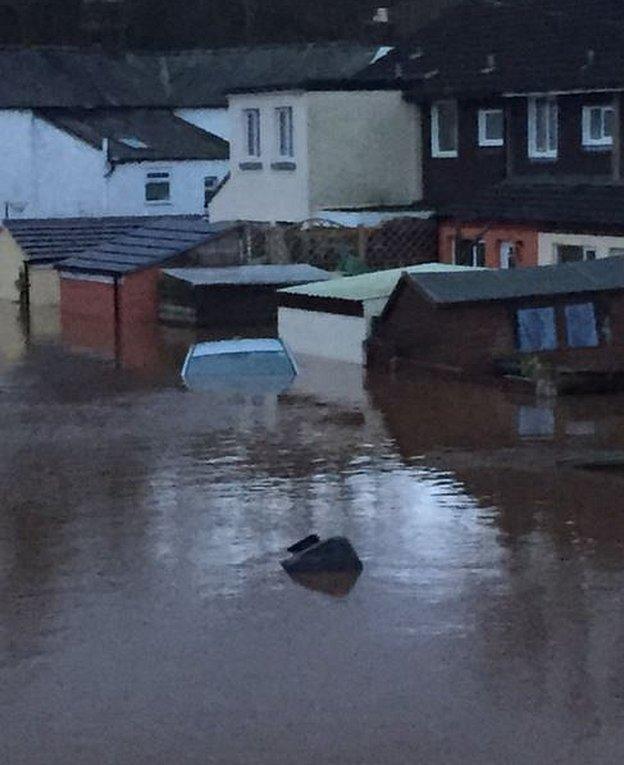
(556, 244, 596, 263)
(564, 303, 599, 348)
(275, 106, 294, 158)
(431, 100, 458, 157)
(455, 238, 485, 267)
(243, 108, 261, 157)
(145, 171, 170, 203)
(478, 108, 504, 147)
(204, 176, 218, 208)
(528, 97, 558, 158)
(609, 247, 624, 258)
(516, 307, 557, 352)
(582, 105, 614, 147)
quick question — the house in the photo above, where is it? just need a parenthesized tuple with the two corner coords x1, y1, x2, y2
(363, 0, 624, 268)
(278, 263, 472, 364)
(367, 257, 624, 388)
(0, 215, 174, 305)
(0, 43, 383, 220)
(56, 219, 241, 329)
(159, 264, 331, 327)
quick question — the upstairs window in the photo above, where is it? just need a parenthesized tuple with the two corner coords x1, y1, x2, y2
(431, 100, 458, 157)
(204, 176, 218, 208)
(582, 104, 614, 147)
(243, 108, 261, 157)
(564, 303, 599, 348)
(555, 244, 596, 263)
(478, 108, 504, 147)
(275, 106, 294, 158)
(455, 238, 485, 267)
(516, 307, 557, 352)
(145, 171, 170, 203)
(528, 97, 558, 159)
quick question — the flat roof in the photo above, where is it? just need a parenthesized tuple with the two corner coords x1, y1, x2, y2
(162, 264, 331, 286)
(279, 263, 480, 303)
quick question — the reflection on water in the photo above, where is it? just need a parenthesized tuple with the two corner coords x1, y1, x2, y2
(3, 300, 624, 763)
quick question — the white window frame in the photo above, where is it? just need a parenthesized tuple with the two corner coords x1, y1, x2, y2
(553, 243, 597, 263)
(431, 100, 458, 158)
(144, 170, 171, 204)
(582, 104, 614, 147)
(275, 106, 294, 158)
(454, 238, 485, 267)
(528, 97, 558, 159)
(478, 108, 504, 147)
(242, 108, 261, 158)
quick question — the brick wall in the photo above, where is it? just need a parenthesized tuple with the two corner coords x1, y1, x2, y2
(438, 222, 540, 268)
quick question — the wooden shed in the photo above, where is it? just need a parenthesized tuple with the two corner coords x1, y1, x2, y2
(159, 264, 331, 328)
(368, 257, 624, 392)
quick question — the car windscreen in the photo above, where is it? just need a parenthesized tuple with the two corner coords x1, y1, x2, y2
(186, 349, 295, 379)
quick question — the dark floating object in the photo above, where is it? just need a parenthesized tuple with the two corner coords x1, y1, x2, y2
(281, 536, 363, 574)
(287, 534, 320, 554)
(288, 569, 362, 598)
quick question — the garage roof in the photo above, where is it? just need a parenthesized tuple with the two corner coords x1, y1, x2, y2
(57, 219, 241, 276)
(162, 264, 331, 286)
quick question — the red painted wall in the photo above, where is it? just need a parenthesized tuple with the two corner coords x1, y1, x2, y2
(60, 267, 160, 327)
(438, 222, 540, 268)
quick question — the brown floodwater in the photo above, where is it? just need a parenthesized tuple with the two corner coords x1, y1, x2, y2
(3, 301, 624, 764)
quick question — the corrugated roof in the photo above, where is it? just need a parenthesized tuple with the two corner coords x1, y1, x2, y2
(409, 257, 624, 305)
(162, 264, 331, 286)
(38, 108, 228, 162)
(0, 43, 381, 109)
(57, 219, 240, 275)
(279, 263, 479, 302)
(4, 214, 199, 263)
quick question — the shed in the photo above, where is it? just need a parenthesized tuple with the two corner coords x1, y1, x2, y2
(368, 257, 624, 388)
(56, 219, 241, 328)
(159, 264, 331, 327)
(278, 263, 477, 364)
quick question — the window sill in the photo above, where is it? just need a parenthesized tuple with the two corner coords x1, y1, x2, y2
(145, 201, 172, 206)
(239, 161, 263, 171)
(431, 152, 458, 159)
(528, 155, 557, 162)
(582, 143, 612, 152)
(271, 161, 297, 171)
(478, 141, 504, 149)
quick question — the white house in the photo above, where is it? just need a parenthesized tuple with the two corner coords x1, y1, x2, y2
(210, 86, 423, 224)
(0, 108, 229, 219)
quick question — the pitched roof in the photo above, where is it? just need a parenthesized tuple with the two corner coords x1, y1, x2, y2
(361, 0, 624, 98)
(3, 215, 193, 263)
(407, 256, 624, 305)
(439, 183, 624, 229)
(162, 264, 331, 286)
(57, 219, 239, 275)
(0, 42, 382, 109)
(279, 263, 476, 303)
(37, 108, 229, 162)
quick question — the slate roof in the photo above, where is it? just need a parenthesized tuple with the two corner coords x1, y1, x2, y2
(408, 256, 624, 305)
(3, 215, 191, 264)
(57, 219, 239, 275)
(439, 184, 624, 229)
(0, 42, 382, 109)
(38, 108, 229, 162)
(162, 264, 331, 286)
(360, 0, 624, 98)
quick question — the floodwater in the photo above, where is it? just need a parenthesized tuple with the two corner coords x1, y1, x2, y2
(3, 302, 624, 764)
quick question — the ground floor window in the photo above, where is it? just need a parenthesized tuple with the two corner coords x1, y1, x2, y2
(564, 302, 599, 348)
(516, 306, 557, 351)
(455, 238, 485, 267)
(556, 244, 596, 263)
(145, 171, 171, 203)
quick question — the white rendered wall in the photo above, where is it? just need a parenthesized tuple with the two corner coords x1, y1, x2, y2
(278, 306, 367, 364)
(0, 111, 36, 218)
(538, 232, 624, 265)
(175, 108, 229, 140)
(307, 91, 421, 212)
(211, 92, 311, 223)
(105, 159, 229, 216)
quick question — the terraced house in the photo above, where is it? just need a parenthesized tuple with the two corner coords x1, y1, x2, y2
(365, 0, 624, 270)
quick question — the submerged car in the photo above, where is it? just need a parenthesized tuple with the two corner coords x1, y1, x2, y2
(181, 338, 298, 394)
